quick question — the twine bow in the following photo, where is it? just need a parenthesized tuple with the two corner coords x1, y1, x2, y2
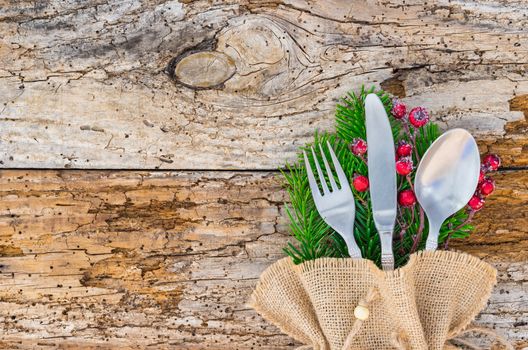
(341, 287, 413, 350)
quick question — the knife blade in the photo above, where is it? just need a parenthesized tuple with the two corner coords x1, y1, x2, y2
(365, 93, 397, 270)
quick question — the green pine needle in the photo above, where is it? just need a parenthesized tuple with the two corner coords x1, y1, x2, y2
(282, 86, 472, 268)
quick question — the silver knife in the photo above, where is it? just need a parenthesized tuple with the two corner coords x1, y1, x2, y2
(365, 94, 397, 270)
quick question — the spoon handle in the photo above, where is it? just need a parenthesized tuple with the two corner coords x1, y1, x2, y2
(425, 220, 443, 251)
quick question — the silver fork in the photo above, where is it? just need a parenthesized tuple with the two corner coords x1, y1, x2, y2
(303, 141, 362, 259)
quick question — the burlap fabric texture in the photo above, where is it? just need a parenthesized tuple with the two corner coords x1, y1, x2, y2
(249, 250, 499, 350)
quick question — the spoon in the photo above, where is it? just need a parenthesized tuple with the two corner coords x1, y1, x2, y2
(415, 128, 481, 251)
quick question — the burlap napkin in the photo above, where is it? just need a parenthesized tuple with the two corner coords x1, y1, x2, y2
(250, 250, 500, 350)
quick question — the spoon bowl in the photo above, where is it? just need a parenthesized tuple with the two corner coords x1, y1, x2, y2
(415, 128, 481, 250)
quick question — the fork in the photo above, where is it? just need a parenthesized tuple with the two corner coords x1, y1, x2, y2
(303, 141, 362, 259)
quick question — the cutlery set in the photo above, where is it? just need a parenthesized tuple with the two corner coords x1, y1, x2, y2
(305, 94, 480, 270)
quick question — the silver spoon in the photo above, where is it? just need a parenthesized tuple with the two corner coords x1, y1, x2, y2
(415, 128, 481, 251)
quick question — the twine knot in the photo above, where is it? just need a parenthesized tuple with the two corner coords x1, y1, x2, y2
(341, 287, 380, 350)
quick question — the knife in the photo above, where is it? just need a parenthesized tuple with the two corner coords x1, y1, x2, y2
(365, 94, 397, 270)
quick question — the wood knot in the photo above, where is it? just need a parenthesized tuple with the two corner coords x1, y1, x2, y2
(169, 51, 236, 89)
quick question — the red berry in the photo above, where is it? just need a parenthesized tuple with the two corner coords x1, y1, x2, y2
(391, 99, 407, 119)
(349, 138, 367, 156)
(479, 178, 495, 196)
(396, 157, 413, 176)
(408, 107, 429, 128)
(398, 189, 416, 207)
(478, 169, 485, 183)
(396, 141, 413, 158)
(467, 195, 485, 211)
(482, 154, 501, 171)
(352, 175, 369, 192)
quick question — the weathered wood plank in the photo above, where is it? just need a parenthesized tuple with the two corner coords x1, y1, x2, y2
(0, 169, 526, 348)
(1, 1, 527, 169)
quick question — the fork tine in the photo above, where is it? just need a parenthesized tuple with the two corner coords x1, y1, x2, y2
(318, 143, 338, 192)
(310, 147, 330, 195)
(303, 150, 322, 197)
(327, 141, 348, 188)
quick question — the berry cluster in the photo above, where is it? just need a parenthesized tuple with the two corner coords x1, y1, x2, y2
(349, 138, 369, 192)
(467, 154, 500, 211)
(391, 99, 430, 207)
(347, 97, 500, 251)
(392, 100, 430, 128)
(391, 98, 501, 212)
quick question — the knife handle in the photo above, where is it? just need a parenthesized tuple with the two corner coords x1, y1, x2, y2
(381, 254, 394, 271)
(379, 230, 394, 271)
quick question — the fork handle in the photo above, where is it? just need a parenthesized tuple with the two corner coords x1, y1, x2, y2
(341, 234, 362, 259)
(379, 230, 394, 271)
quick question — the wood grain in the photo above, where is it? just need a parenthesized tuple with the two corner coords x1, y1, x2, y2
(1, 0, 527, 348)
(0, 170, 526, 348)
(0, 0, 527, 169)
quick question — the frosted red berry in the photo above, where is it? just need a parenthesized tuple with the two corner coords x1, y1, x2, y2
(479, 178, 495, 196)
(349, 138, 367, 156)
(478, 169, 485, 183)
(352, 175, 369, 192)
(396, 157, 413, 176)
(398, 189, 416, 207)
(396, 141, 413, 158)
(408, 107, 429, 128)
(482, 154, 501, 171)
(467, 195, 485, 211)
(391, 99, 407, 119)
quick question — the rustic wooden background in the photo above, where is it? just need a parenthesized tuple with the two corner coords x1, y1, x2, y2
(0, 0, 527, 349)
